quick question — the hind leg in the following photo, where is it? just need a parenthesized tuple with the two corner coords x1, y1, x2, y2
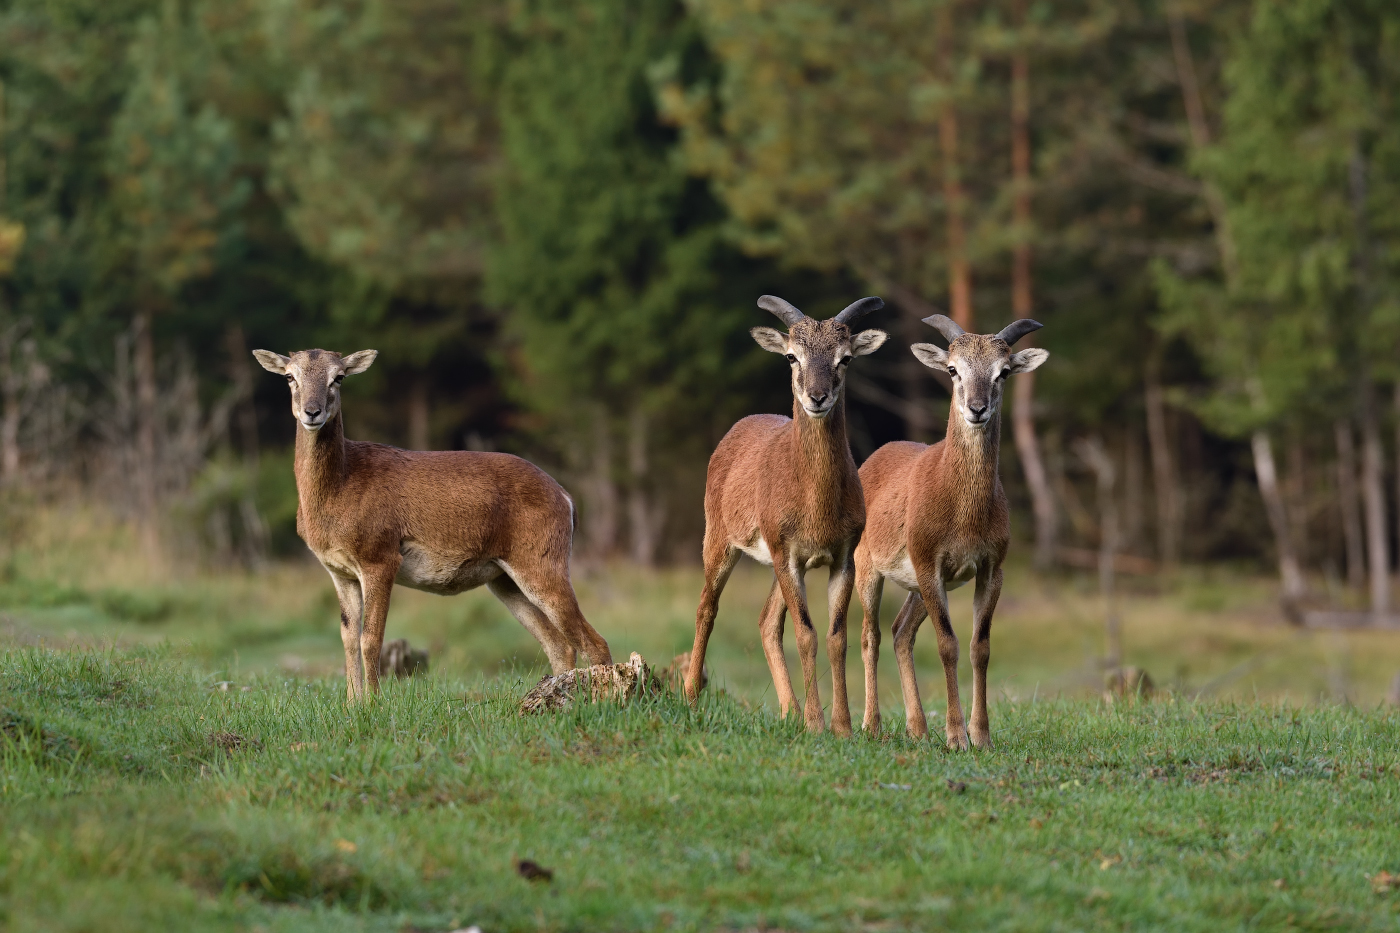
(854, 554, 884, 734)
(488, 574, 575, 673)
(499, 560, 611, 667)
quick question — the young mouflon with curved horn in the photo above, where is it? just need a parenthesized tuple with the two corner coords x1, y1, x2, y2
(853, 316, 1047, 749)
(685, 295, 887, 734)
(253, 347, 611, 699)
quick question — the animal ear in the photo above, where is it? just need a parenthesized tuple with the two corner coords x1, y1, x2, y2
(341, 350, 378, 375)
(252, 350, 290, 374)
(850, 329, 888, 356)
(750, 327, 789, 354)
(1008, 347, 1049, 374)
(911, 342, 949, 371)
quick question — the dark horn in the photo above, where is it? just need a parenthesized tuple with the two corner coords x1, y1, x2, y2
(833, 296, 884, 326)
(995, 319, 1043, 346)
(921, 314, 966, 343)
(757, 295, 807, 327)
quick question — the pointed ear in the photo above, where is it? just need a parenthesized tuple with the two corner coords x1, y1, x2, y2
(911, 342, 949, 372)
(341, 350, 378, 375)
(1008, 347, 1049, 374)
(252, 350, 290, 374)
(750, 327, 789, 354)
(850, 329, 888, 357)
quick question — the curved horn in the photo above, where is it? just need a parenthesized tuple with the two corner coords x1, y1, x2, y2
(995, 318, 1043, 346)
(757, 295, 806, 327)
(833, 296, 884, 326)
(921, 314, 966, 343)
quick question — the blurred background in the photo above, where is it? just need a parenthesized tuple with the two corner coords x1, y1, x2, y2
(2, 0, 1400, 707)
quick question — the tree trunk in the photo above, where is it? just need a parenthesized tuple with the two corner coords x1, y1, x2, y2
(627, 407, 662, 566)
(1008, 32, 1056, 568)
(1012, 373, 1056, 569)
(0, 321, 19, 482)
(899, 307, 934, 442)
(1393, 383, 1400, 592)
(1285, 436, 1309, 569)
(1348, 145, 1388, 614)
(1076, 437, 1120, 671)
(1334, 420, 1365, 590)
(132, 308, 160, 559)
(583, 405, 618, 561)
(938, 0, 972, 331)
(1123, 429, 1144, 553)
(1361, 406, 1390, 613)
(224, 323, 259, 467)
(1252, 429, 1305, 619)
(1168, 3, 1238, 281)
(1144, 369, 1180, 568)
(408, 378, 430, 452)
(224, 324, 267, 566)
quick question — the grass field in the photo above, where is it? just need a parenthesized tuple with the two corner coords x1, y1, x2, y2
(4, 646, 1400, 932)
(4, 504, 1400, 930)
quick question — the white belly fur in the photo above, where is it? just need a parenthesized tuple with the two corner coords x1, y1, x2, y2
(737, 536, 773, 566)
(886, 551, 978, 593)
(396, 540, 501, 595)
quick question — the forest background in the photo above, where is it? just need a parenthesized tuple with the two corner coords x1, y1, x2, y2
(1, 0, 1399, 624)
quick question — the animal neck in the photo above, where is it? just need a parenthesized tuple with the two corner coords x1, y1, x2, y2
(294, 412, 347, 506)
(942, 407, 1002, 499)
(791, 395, 852, 486)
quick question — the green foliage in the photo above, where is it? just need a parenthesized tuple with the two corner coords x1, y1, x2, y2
(1157, 0, 1400, 434)
(490, 0, 770, 435)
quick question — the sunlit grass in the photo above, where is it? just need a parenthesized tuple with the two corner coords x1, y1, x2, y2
(3, 644, 1400, 931)
(4, 503, 1399, 711)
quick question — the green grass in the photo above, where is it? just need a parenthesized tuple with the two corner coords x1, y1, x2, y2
(3, 644, 1400, 932)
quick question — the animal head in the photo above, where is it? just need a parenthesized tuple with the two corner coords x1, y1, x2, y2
(252, 348, 378, 432)
(750, 295, 888, 420)
(911, 317, 1048, 429)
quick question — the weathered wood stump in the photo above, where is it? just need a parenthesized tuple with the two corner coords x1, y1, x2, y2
(1104, 665, 1154, 701)
(519, 652, 652, 714)
(379, 638, 429, 679)
(658, 650, 707, 693)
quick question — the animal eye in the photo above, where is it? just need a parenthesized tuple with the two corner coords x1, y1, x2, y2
(946, 367, 958, 378)
(333, 374, 345, 384)
(285, 374, 295, 384)
(997, 369, 1009, 380)
(839, 356, 852, 366)
(785, 354, 798, 364)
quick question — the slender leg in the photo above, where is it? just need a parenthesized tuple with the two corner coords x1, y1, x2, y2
(489, 573, 575, 674)
(919, 572, 968, 750)
(968, 563, 1004, 750)
(854, 555, 884, 734)
(687, 539, 739, 704)
(501, 560, 611, 668)
(772, 548, 823, 732)
(757, 577, 799, 717)
(890, 591, 929, 738)
(329, 571, 365, 701)
(826, 544, 857, 737)
(358, 560, 401, 696)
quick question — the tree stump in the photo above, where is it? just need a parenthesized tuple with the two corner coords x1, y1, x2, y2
(519, 652, 652, 714)
(379, 638, 429, 679)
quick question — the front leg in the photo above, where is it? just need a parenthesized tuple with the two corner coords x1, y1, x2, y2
(771, 546, 823, 732)
(825, 543, 857, 737)
(854, 549, 884, 734)
(968, 562, 1004, 750)
(329, 571, 365, 701)
(919, 571, 968, 750)
(358, 558, 401, 696)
